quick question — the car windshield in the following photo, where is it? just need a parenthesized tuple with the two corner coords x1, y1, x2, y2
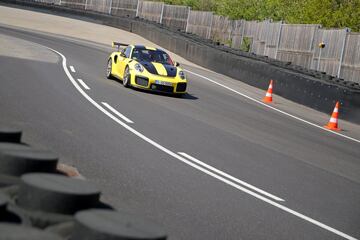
(132, 48, 174, 65)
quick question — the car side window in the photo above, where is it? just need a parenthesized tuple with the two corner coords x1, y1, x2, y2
(124, 46, 132, 58)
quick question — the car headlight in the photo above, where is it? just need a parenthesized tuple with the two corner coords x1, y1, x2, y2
(179, 70, 186, 80)
(134, 63, 144, 72)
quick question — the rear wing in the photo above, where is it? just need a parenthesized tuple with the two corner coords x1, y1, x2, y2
(112, 42, 129, 51)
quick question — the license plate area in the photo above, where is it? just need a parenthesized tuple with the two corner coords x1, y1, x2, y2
(155, 80, 173, 86)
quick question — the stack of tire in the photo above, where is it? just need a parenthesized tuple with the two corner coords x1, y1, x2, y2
(0, 127, 166, 240)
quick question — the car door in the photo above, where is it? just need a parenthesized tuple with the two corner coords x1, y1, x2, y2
(118, 46, 132, 79)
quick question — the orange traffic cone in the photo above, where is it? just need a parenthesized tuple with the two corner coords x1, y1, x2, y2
(263, 80, 273, 103)
(324, 101, 341, 131)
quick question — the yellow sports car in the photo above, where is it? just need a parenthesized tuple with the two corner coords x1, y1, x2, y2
(106, 42, 187, 95)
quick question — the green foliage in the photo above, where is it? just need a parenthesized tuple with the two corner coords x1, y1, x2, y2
(162, 0, 217, 11)
(240, 37, 252, 52)
(160, 0, 360, 31)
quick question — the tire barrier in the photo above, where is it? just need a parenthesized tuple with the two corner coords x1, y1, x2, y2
(72, 209, 166, 240)
(2, 0, 359, 123)
(17, 173, 100, 215)
(0, 127, 22, 143)
(0, 223, 63, 240)
(0, 126, 167, 239)
(0, 150, 58, 176)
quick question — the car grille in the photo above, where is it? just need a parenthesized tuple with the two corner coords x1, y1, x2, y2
(176, 83, 187, 92)
(135, 76, 149, 87)
(151, 84, 174, 93)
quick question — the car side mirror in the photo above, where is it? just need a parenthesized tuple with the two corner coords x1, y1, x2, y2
(174, 62, 180, 67)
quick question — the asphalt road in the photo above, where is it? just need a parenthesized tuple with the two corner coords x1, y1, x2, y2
(0, 25, 359, 240)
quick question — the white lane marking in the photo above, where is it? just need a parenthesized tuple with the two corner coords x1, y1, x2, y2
(101, 102, 134, 124)
(185, 70, 360, 144)
(49, 47, 357, 240)
(178, 152, 284, 202)
(70, 65, 76, 72)
(77, 79, 90, 90)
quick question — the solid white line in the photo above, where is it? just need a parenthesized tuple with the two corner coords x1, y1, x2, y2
(101, 102, 134, 123)
(70, 65, 76, 72)
(77, 79, 90, 90)
(178, 152, 284, 202)
(185, 70, 360, 144)
(49, 47, 357, 240)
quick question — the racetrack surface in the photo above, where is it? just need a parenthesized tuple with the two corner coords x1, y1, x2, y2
(0, 20, 360, 240)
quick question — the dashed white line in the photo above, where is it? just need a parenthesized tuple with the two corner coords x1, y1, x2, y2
(101, 102, 134, 123)
(77, 79, 90, 90)
(49, 47, 357, 240)
(70, 65, 76, 72)
(185, 69, 360, 144)
(178, 152, 284, 202)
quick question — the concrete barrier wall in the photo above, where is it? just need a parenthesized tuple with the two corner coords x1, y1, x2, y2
(1, 0, 360, 124)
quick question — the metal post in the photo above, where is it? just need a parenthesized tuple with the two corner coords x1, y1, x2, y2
(207, 13, 214, 39)
(317, 47, 322, 71)
(59, 0, 61, 5)
(185, 7, 191, 32)
(159, 3, 165, 24)
(108, 0, 113, 15)
(263, 19, 270, 56)
(274, 21, 283, 59)
(240, 19, 245, 49)
(309, 25, 320, 69)
(84, 0, 88, 10)
(337, 28, 350, 77)
(135, 0, 140, 17)
(228, 18, 234, 46)
(231, 20, 238, 48)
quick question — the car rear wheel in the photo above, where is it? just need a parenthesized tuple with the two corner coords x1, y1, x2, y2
(123, 66, 130, 88)
(106, 59, 113, 79)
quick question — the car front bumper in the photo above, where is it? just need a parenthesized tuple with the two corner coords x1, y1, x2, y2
(130, 74, 187, 94)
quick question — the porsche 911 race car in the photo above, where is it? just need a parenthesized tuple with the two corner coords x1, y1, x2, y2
(106, 42, 187, 95)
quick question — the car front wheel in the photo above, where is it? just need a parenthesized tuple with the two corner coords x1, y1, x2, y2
(106, 59, 113, 79)
(123, 66, 131, 88)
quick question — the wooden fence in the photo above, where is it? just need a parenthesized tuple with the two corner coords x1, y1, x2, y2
(187, 11, 213, 39)
(162, 4, 189, 31)
(276, 24, 319, 69)
(86, 0, 111, 13)
(138, 1, 163, 23)
(111, 0, 137, 17)
(341, 33, 360, 83)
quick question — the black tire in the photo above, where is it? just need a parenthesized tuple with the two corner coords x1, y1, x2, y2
(123, 66, 131, 88)
(106, 59, 113, 79)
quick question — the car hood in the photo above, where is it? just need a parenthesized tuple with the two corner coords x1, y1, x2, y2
(138, 61, 177, 77)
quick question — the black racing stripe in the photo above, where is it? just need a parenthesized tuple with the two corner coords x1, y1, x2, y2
(163, 64, 177, 77)
(139, 61, 158, 75)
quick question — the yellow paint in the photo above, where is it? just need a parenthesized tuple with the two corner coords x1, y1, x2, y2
(145, 46, 156, 50)
(152, 62, 168, 76)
